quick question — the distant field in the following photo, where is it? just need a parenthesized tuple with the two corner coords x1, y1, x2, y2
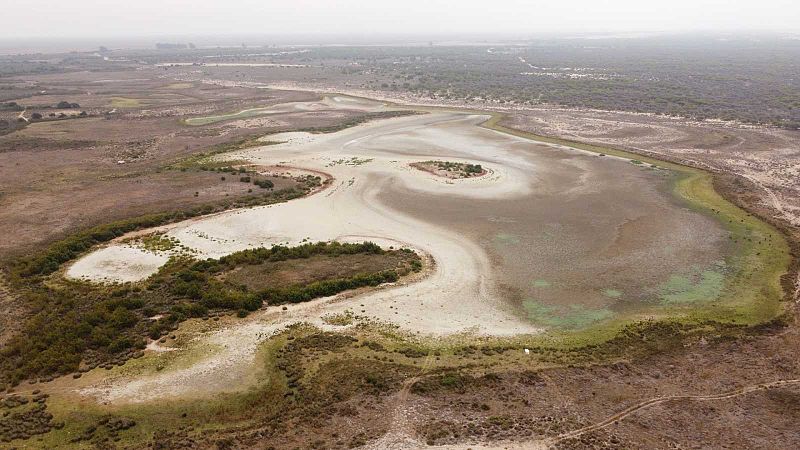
(183, 106, 281, 125)
(109, 97, 143, 108)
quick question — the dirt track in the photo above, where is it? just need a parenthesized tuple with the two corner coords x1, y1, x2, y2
(414, 378, 800, 450)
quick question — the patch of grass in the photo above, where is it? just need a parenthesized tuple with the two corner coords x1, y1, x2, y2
(224, 249, 419, 290)
(137, 233, 178, 252)
(183, 107, 278, 126)
(411, 372, 469, 395)
(328, 156, 374, 167)
(109, 97, 142, 108)
(322, 311, 356, 326)
(294, 110, 419, 134)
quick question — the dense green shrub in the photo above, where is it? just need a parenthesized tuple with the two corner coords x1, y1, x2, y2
(1, 239, 417, 387)
(254, 179, 274, 189)
(56, 101, 80, 109)
(464, 163, 483, 174)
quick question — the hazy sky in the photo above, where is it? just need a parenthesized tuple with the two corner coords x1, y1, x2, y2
(4, 0, 800, 39)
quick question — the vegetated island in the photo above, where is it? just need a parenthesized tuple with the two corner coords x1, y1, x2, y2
(410, 160, 487, 179)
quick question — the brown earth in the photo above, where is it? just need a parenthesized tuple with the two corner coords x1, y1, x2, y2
(401, 321, 800, 450)
(0, 72, 388, 260)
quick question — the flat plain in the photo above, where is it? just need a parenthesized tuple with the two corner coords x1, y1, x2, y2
(0, 40, 798, 449)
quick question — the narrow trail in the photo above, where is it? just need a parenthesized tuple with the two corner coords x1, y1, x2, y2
(545, 378, 800, 446)
(364, 355, 437, 449)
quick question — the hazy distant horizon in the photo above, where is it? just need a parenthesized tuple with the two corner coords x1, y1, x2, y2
(2, 30, 800, 55)
(3, 0, 800, 43)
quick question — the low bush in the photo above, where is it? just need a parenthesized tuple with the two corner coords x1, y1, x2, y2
(1, 239, 417, 387)
(254, 179, 274, 189)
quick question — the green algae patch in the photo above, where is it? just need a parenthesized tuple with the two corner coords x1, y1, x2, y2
(659, 269, 725, 304)
(603, 289, 623, 298)
(523, 299, 614, 330)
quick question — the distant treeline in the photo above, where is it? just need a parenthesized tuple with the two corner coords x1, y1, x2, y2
(311, 38, 800, 129)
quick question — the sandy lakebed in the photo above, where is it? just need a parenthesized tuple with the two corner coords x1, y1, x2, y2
(66, 95, 734, 403)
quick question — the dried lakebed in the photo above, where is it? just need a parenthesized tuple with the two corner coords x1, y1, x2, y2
(66, 96, 787, 403)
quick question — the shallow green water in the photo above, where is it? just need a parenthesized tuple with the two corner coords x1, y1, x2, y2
(523, 299, 614, 329)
